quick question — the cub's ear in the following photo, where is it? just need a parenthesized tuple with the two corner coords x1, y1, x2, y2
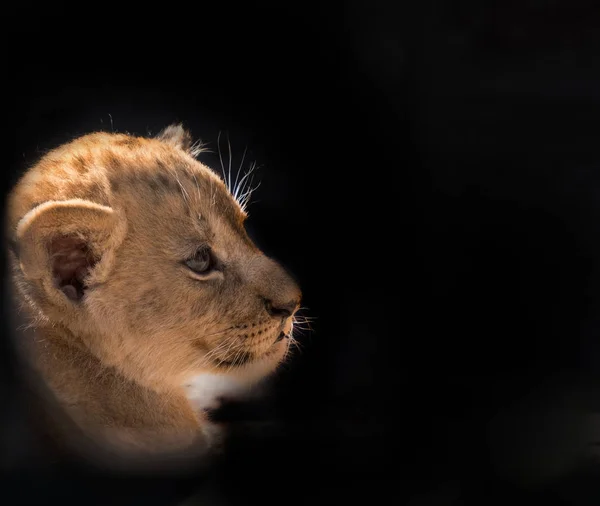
(155, 123, 206, 157)
(156, 123, 194, 152)
(13, 199, 126, 302)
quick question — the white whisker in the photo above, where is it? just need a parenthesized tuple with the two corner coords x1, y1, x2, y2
(212, 133, 261, 213)
(189, 139, 207, 158)
(217, 131, 228, 190)
(234, 158, 256, 202)
(232, 145, 248, 200)
(227, 132, 233, 194)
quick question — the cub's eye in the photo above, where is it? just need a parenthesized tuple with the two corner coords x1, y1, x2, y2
(185, 247, 214, 274)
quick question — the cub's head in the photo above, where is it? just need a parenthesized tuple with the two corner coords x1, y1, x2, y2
(6, 124, 301, 390)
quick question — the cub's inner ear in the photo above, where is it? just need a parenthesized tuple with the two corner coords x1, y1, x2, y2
(49, 235, 98, 301)
(156, 123, 193, 152)
(14, 199, 126, 305)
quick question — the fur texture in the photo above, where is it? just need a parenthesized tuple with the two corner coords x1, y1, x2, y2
(5, 124, 301, 465)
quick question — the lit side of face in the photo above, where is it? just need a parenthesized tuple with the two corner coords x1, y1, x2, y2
(82, 139, 302, 390)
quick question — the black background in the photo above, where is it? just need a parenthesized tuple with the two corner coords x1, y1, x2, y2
(3, 1, 600, 505)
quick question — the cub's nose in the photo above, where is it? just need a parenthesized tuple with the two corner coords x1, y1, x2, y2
(264, 298, 299, 319)
(250, 254, 301, 320)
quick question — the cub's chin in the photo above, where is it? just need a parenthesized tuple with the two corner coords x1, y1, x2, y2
(184, 337, 289, 413)
(212, 336, 289, 377)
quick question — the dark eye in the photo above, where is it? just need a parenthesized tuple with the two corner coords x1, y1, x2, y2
(185, 247, 214, 274)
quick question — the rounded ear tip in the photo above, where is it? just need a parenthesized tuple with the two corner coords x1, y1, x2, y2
(157, 123, 185, 136)
(156, 124, 193, 152)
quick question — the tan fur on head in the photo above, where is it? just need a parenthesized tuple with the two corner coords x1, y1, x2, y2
(6, 125, 301, 464)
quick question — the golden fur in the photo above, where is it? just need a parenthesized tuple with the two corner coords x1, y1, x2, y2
(5, 125, 301, 466)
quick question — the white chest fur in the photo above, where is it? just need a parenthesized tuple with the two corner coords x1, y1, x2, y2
(184, 373, 261, 412)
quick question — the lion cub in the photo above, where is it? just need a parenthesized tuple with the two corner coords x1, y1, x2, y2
(5, 125, 300, 467)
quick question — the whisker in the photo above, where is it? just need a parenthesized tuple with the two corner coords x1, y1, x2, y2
(201, 335, 235, 356)
(295, 307, 315, 317)
(199, 336, 242, 365)
(189, 168, 202, 202)
(189, 325, 235, 341)
(238, 173, 254, 209)
(232, 145, 248, 200)
(189, 139, 207, 158)
(217, 131, 228, 189)
(227, 132, 233, 195)
(165, 163, 195, 218)
(291, 326, 313, 334)
(211, 178, 217, 206)
(235, 160, 256, 197)
(293, 320, 314, 329)
(293, 316, 313, 324)
(293, 313, 316, 332)
(228, 347, 246, 372)
(217, 332, 245, 366)
(239, 177, 261, 213)
(217, 341, 246, 373)
(289, 337, 303, 355)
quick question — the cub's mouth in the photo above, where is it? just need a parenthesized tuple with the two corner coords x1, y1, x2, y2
(214, 332, 289, 369)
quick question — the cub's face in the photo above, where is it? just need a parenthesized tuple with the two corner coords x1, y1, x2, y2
(8, 126, 301, 390)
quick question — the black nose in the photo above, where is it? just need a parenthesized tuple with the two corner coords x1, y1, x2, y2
(264, 298, 298, 318)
